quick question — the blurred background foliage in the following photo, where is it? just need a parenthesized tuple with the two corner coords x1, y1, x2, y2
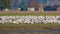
(0, 0, 11, 9)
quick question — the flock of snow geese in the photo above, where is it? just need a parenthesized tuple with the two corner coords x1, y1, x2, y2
(0, 16, 60, 24)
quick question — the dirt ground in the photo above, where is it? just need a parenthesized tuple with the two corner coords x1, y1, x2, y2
(0, 25, 60, 30)
(0, 23, 60, 30)
(0, 10, 60, 15)
(0, 23, 60, 34)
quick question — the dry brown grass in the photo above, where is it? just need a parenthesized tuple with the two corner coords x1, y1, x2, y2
(0, 10, 60, 15)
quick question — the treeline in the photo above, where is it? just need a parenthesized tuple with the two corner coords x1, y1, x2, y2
(0, 0, 11, 9)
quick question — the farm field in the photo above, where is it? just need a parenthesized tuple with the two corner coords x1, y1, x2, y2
(0, 11, 60, 34)
(0, 11, 60, 16)
(0, 23, 60, 30)
(0, 11, 60, 30)
(0, 23, 60, 34)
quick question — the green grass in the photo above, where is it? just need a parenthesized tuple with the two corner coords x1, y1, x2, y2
(0, 23, 60, 27)
(0, 14, 60, 16)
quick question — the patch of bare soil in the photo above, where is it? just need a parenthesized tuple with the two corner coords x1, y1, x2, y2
(0, 26, 60, 30)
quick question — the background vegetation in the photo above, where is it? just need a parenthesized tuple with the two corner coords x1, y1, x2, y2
(0, 0, 11, 9)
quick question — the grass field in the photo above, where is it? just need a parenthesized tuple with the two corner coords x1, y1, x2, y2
(0, 23, 60, 26)
(0, 12, 60, 30)
(0, 11, 60, 16)
(0, 23, 60, 30)
(0, 11, 60, 34)
(0, 13, 60, 16)
(0, 23, 60, 34)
